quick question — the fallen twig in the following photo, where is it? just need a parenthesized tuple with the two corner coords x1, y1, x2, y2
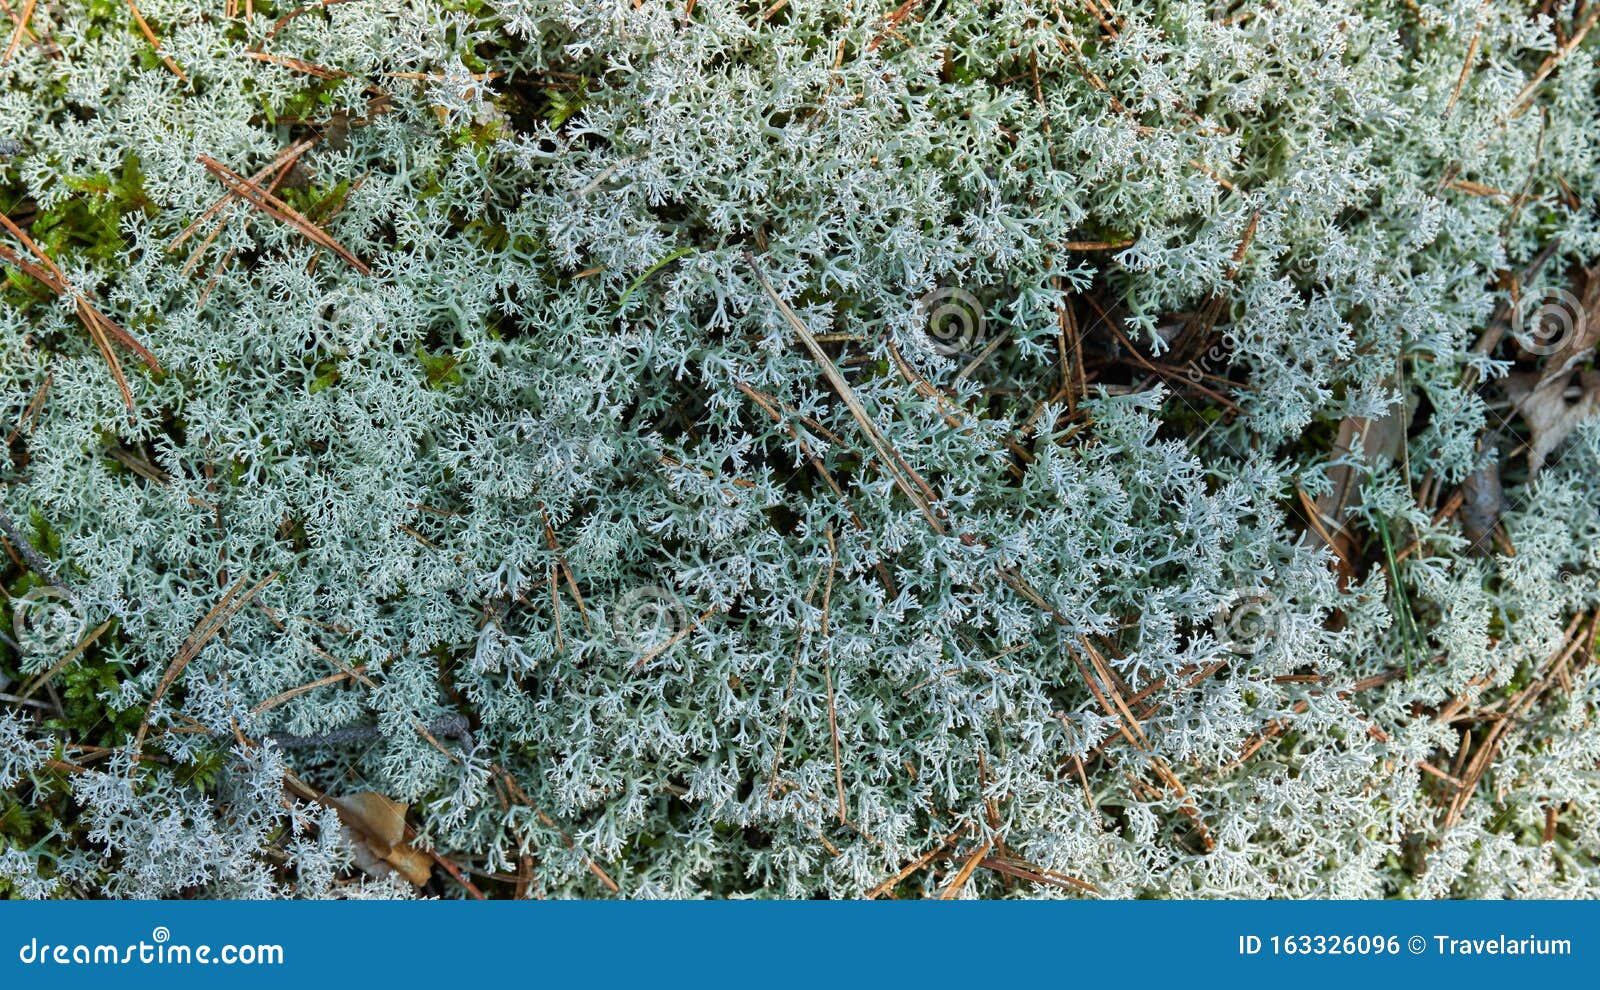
(197, 154, 371, 274)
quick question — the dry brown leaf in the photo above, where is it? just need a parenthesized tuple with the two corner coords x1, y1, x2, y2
(1526, 266, 1600, 389)
(333, 792, 433, 886)
(1309, 396, 1413, 564)
(1505, 369, 1600, 476)
(1458, 455, 1505, 556)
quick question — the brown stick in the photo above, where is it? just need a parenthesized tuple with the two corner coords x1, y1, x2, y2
(747, 253, 944, 532)
(1, 0, 34, 63)
(170, 137, 320, 253)
(865, 824, 969, 899)
(131, 572, 277, 759)
(822, 527, 845, 824)
(1511, 6, 1600, 114)
(938, 840, 993, 899)
(197, 155, 371, 274)
(126, 1, 188, 82)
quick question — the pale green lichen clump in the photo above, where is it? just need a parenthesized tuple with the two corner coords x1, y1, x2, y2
(2, 0, 1600, 898)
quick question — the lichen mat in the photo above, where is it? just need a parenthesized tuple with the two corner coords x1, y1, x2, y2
(2, 0, 1599, 899)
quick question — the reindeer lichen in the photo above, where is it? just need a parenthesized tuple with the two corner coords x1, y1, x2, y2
(2, 0, 1600, 899)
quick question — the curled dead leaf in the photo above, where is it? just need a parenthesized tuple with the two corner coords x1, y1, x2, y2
(1308, 395, 1413, 571)
(1525, 266, 1600, 389)
(333, 792, 433, 886)
(1505, 369, 1600, 476)
(1459, 454, 1505, 556)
